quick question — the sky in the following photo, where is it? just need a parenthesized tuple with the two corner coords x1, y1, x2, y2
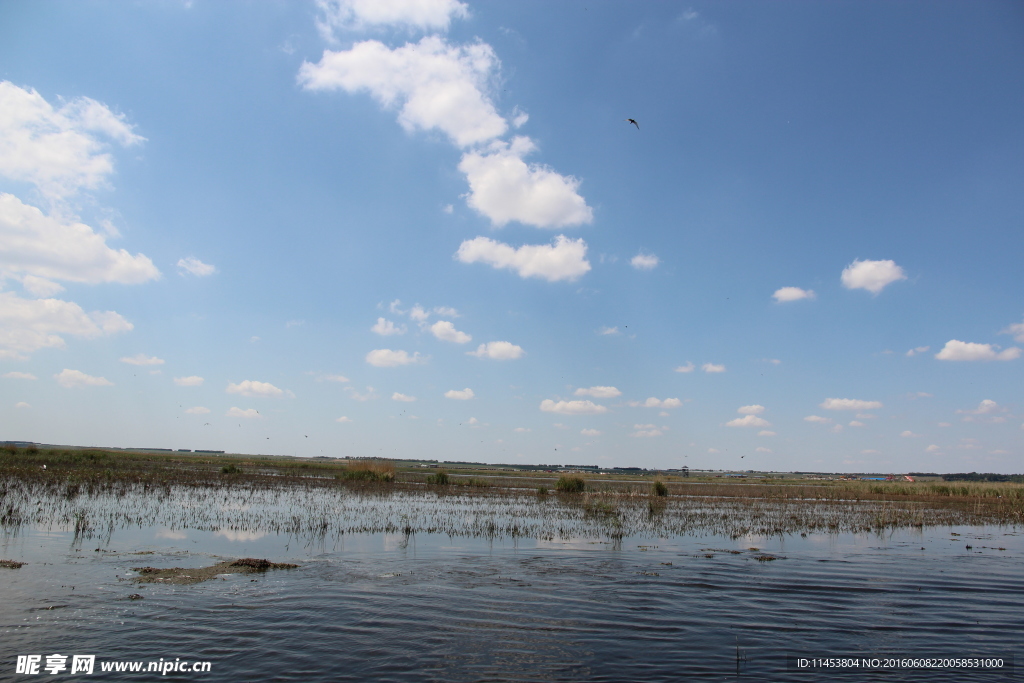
(1, 0, 1022, 473)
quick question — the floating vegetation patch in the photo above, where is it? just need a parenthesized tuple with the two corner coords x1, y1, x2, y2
(1, 559, 25, 568)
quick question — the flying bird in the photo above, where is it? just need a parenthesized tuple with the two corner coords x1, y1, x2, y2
(626, 118, 639, 130)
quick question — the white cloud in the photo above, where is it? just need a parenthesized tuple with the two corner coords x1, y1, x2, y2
(299, 36, 506, 148)
(725, 414, 771, 428)
(345, 385, 377, 401)
(1002, 319, 1024, 343)
(21, 275, 64, 297)
(0, 193, 159, 285)
(707, 448, 720, 454)
(737, 405, 765, 415)
(3, 371, 36, 380)
(848, 421, 866, 427)
(317, 373, 350, 383)
(120, 353, 164, 366)
(408, 305, 430, 322)
(925, 444, 940, 453)
(430, 320, 471, 343)
(629, 397, 683, 408)
(901, 430, 922, 438)
(55, 368, 112, 388)
(15, 401, 29, 409)
(511, 107, 529, 128)
(227, 407, 261, 419)
(392, 392, 416, 402)
(456, 234, 592, 282)
(0, 81, 144, 200)
(433, 306, 459, 317)
(674, 362, 694, 373)
(574, 386, 621, 399)
(758, 430, 776, 436)
(0, 291, 132, 359)
(539, 399, 607, 415)
(820, 398, 883, 411)
(957, 399, 1001, 415)
(840, 258, 906, 294)
(755, 447, 773, 453)
(772, 286, 815, 303)
(630, 252, 659, 270)
(226, 380, 285, 398)
(631, 427, 663, 438)
(445, 387, 475, 400)
(173, 375, 204, 387)
(466, 340, 524, 360)
(831, 424, 844, 433)
(701, 363, 725, 373)
(458, 137, 593, 228)
(803, 415, 832, 424)
(581, 428, 601, 436)
(598, 326, 619, 336)
(935, 340, 1020, 362)
(184, 406, 210, 415)
(176, 257, 215, 277)
(335, 416, 352, 423)
(905, 346, 930, 357)
(315, 0, 468, 36)
(513, 427, 530, 433)
(366, 348, 422, 367)
(371, 317, 406, 336)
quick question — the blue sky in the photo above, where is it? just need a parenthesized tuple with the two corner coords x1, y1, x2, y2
(2, 0, 1022, 472)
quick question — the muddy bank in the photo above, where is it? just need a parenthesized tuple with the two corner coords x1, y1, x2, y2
(130, 558, 298, 585)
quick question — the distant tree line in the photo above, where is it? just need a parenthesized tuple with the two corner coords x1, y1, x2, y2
(938, 472, 1024, 483)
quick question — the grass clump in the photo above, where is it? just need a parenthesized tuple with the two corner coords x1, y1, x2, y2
(555, 475, 586, 494)
(652, 480, 668, 497)
(426, 469, 450, 485)
(338, 460, 395, 483)
(537, 486, 549, 496)
(220, 464, 242, 474)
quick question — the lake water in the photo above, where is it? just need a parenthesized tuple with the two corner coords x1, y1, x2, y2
(1, 486, 1020, 681)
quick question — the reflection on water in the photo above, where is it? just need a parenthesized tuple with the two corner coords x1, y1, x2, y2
(1, 486, 1020, 681)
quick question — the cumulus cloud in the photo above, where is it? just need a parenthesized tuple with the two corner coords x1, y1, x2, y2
(120, 353, 164, 366)
(629, 397, 683, 408)
(316, 373, 350, 383)
(55, 368, 112, 388)
(840, 258, 906, 294)
(430, 320, 471, 343)
(925, 444, 940, 453)
(772, 286, 815, 303)
(803, 415, 832, 424)
(702, 363, 725, 373)
(758, 430, 776, 436)
(173, 375, 203, 387)
(408, 305, 430, 322)
(0, 193, 159, 285)
(581, 428, 601, 436)
(226, 380, 285, 398)
(392, 392, 416, 402)
(0, 291, 132, 359)
(176, 257, 215, 277)
(630, 252, 659, 270)
(15, 401, 29, 408)
(0, 81, 144, 200)
(433, 306, 459, 317)
(957, 399, 1000, 415)
(315, 0, 468, 35)
(737, 405, 765, 415)
(513, 427, 530, 433)
(539, 399, 607, 415)
(820, 398, 883, 411)
(299, 36, 506, 148)
(335, 416, 352, 423)
(366, 348, 422, 367)
(725, 414, 771, 428)
(227, 407, 261, 419)
(848, 421, 866, 427)
(598, 326, 619, 336)
(905, 346, 930, 357)
(458, 137, 593, 228)
(184, 406, 210, 415)
(3, 371, 36, 379)
(466, 340, 524, 360)
(631, 426, 663, 438)
(674, 362, 695, 373)
(456, 234, 590, 282)
(574, 386, 621, 398)
(935, 340, 1020, 362)
(901, 430, 922, 438)
(1002, 319, 1024, 343)
(444, 387, 475, 400)
(345, 385, 378, 401)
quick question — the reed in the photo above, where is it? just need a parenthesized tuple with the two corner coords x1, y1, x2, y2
(425, 470, 450, 485)
(555, 475, 586, 494)
(338, 460, 395, 483)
